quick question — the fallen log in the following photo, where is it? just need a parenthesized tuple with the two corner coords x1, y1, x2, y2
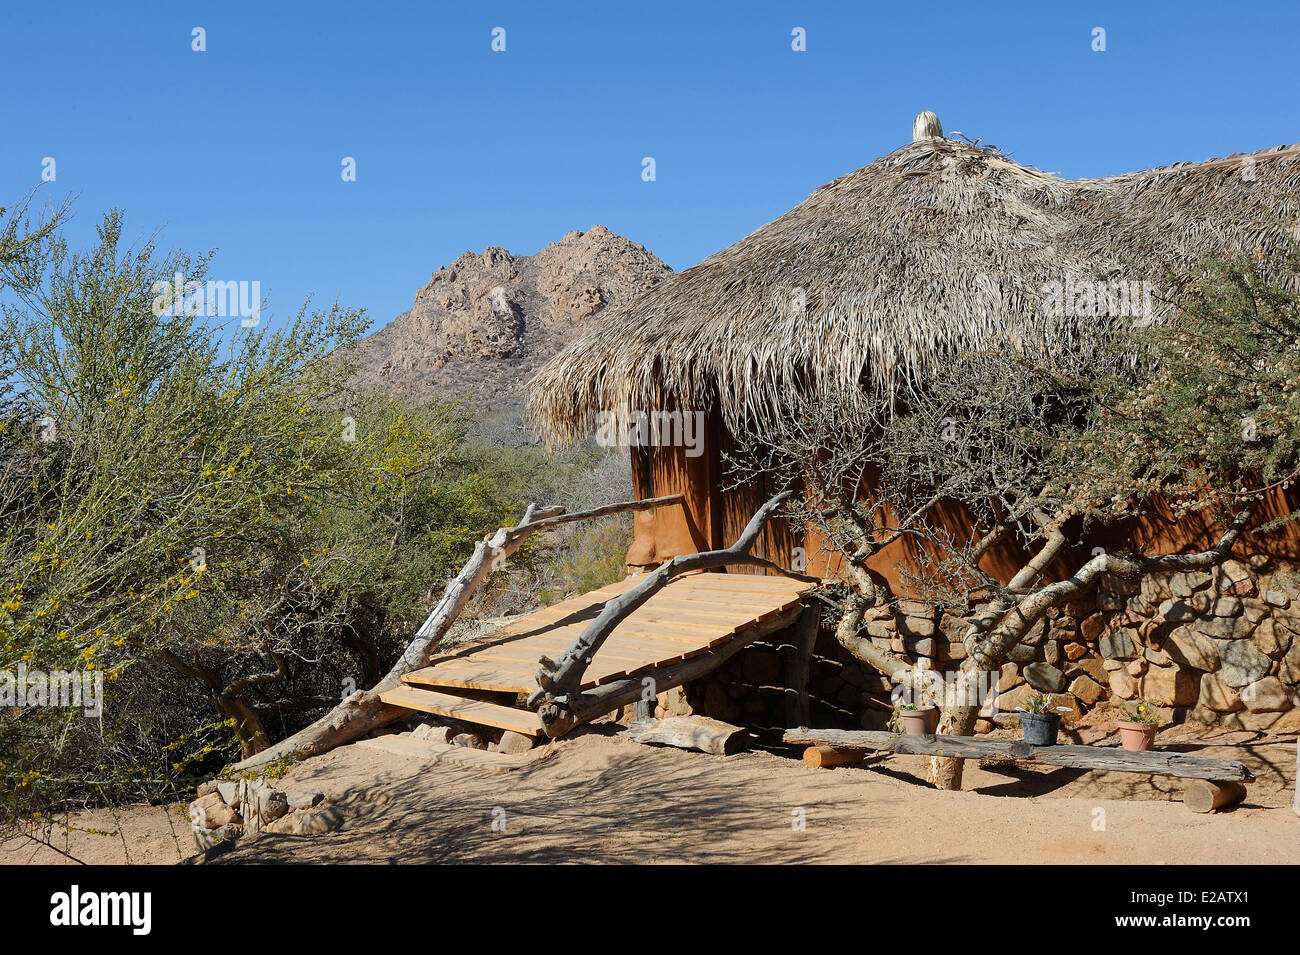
(803, 745, 867, 769)
(529, 490, 816, 713)
(230, 494, 683, 772)
(1183, 780, 1247, 813)
(539, 605, 803, 737)
(625, 716, 751, 756)
(782, 728, 1256, 783)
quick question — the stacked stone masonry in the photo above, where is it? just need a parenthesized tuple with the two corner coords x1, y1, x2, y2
(671, 558, 1300, 734)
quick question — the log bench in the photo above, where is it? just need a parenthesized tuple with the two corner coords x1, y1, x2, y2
(784, 727, 1256, 813)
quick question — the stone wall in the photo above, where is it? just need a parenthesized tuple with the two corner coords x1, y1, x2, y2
(671, 557, 1300, 734)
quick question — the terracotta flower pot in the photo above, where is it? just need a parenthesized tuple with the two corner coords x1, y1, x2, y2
(899, 707, 939, 735)
(1116, 720, 1158, 751)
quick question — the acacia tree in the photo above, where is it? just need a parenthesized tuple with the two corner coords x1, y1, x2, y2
(737, 248, 1300, 790)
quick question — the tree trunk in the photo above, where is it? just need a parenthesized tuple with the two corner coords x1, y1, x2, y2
(216, 694, 271, 758)
(830, 508, 1256, 792)
(927, 663, 987, 789)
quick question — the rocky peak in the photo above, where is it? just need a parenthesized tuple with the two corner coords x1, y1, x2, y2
(353, 227, 671, 412)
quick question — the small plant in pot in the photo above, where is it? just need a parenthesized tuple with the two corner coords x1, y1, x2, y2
(1115, 698, 1161, 751)
(1017, 693, 1069, 746)
(889, 701, 939, 735)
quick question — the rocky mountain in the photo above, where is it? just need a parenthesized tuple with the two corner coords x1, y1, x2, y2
(352, 226, 671, 413)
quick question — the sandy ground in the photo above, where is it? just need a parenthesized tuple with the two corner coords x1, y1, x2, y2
(5, 724, 1298, 865)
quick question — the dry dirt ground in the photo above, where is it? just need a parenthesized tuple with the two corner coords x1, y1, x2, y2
(5, 724, 1298, 865)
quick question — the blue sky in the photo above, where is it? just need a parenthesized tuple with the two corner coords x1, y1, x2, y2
(2, 0, 1298, 336)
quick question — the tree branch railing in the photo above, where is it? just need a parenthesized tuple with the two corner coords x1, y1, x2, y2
(527, 490, 820, 734)
(231, 492, 686, 772)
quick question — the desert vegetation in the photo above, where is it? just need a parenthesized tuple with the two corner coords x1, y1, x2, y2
(0, 195, 632, 846)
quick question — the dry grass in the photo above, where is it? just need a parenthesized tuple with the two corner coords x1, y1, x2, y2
(528, 135, 1300, 445)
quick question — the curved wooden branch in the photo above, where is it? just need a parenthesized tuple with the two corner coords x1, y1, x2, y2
(528, 490, 817, 711)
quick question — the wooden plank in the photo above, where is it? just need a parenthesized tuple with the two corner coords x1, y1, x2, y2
(401, 668, 535, 693)
(426, 652, 540, 671)
(478, 621, 729, 651)
(379, 685, 545, 736)
(408, 661, 619, 692)
(645, 586, 805, 606)
(486, 608, 603, 640)
(629, 608, 755, 628)
(355, 734, 551, 771)
(782, 728, 1256, 783)
(637, 596, 798, 618)
(674, 574, 813, 594)
(448, 645, 650, 669)
(607, 620, 735, 643)
(476, 627, 715, 657)
(624, 607, 748, 630)
(673, 575, 810, 593)
(423, 636, 701, 688)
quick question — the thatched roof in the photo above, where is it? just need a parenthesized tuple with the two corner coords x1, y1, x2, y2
(528, 115, 1300, 445)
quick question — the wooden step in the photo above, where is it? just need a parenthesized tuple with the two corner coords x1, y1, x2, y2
(380, 685, 545, 737)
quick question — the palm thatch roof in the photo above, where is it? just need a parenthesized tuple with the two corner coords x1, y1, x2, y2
(528, 115, 1300, 445)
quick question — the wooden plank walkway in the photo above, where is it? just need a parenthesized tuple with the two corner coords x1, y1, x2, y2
(379, 572, 814, 740)
(402, 572, 813, 694)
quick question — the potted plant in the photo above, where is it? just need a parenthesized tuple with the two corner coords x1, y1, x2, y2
(1017, 693, 1069, 746)
(1115, 699, 1161, 751)
(890, 701, 939, 735)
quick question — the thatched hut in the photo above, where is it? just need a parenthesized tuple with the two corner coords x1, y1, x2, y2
(530, 114, 1300, 580)
(526, 114, 1300, 731)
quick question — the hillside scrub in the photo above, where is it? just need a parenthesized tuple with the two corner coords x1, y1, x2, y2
(0, 200, 607, 843)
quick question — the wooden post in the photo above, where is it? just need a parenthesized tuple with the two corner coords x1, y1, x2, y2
(1183, 780, 1247, 813)
(782, 604, 820, 728)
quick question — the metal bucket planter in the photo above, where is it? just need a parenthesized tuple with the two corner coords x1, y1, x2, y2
(1019, 711, 1061, 746)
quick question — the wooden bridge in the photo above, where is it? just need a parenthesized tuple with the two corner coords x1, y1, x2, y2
(380, 571, 817, 740)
